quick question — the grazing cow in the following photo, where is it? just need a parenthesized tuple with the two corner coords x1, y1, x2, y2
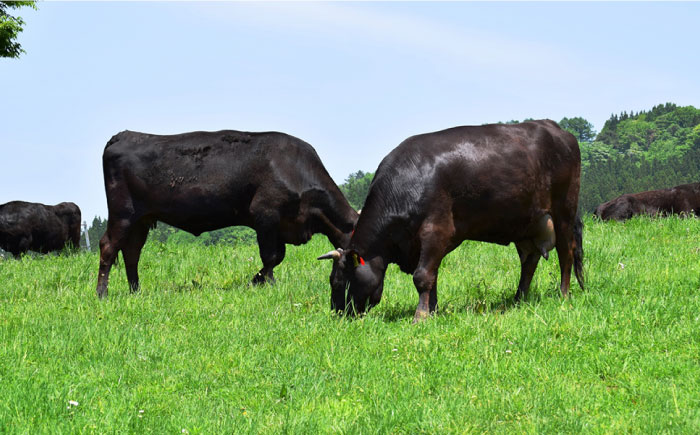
(0, 201, 81, 257)
(319, 120, 584, 322)
(97, 130, 358, 298)
(594, 182, 700, 221)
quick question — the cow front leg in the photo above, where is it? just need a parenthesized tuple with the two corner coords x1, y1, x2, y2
(412, 240, 444, 323)
(412, 220, 453, 323)
(514, 244, 541, 302)
(252, 231, 285, 285)
(412, 265, 440, 323)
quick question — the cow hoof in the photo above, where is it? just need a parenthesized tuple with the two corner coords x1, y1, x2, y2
(251, 273, 274, 286)
(513, 289, 527, 303)
(412, 309, 431, 324)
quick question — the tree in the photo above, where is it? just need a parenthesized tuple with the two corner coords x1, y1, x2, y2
(559, 117, 597, 143)
(339, 171, 374, 211)
(86, 216, 108, 252)
(0, 1, 37, 58)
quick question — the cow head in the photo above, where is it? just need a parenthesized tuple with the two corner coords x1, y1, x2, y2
(317, 248, 384, 315)
(594, 196, 636, 221)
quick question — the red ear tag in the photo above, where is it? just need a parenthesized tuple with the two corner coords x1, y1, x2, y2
(359, 256, 365, 266)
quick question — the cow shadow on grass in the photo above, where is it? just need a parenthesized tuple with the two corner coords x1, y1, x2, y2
(158, 277, 251, 294)
(377, 305, 420, 323)
(375, 289, 550, 323)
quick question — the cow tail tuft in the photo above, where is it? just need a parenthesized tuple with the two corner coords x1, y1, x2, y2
(574, 211, 584, 290)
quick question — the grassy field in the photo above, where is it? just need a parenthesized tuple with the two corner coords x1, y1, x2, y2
(1, 216, 700, 433)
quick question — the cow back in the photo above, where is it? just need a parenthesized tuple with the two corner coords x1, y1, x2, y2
(102, 130, 356, 237)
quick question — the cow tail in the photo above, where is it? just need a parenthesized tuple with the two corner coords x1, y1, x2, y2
(573, 211, 584, 290)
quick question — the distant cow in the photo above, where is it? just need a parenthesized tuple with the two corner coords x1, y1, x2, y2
(594, 182, 700, 221)
(96, 130, 358, 298)
(0, 201, 81, 257)
(318, 120, 584, 322)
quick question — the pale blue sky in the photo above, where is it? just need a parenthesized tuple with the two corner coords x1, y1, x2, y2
(2, 1, 699, 222)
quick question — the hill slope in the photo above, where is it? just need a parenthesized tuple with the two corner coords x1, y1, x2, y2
(580, 103, 700, 211)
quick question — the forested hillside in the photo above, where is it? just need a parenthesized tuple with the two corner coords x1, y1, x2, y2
(580, 103, 700, 211)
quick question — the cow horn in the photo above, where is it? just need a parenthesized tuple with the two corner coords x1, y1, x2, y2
(317, 248, 343, 261)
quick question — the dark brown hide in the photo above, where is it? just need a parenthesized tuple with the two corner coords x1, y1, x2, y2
(96, 130, 358, 298)
(0, 201, 81, 257)
(594, 182, 700, 221)
(321, 120, 584, 321)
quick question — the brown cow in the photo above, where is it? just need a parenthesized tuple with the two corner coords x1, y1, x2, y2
(594, 182, 700, 221)
(319, 120, 584, 322)
(97, 130, 358, 298)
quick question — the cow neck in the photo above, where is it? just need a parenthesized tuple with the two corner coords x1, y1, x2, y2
(317, 206, 357, 249)
(325, 226, 352, 251)
(319, 187, 359, 249)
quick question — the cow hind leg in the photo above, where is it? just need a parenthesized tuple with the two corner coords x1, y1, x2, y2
(121, 222, 150, 293)
(96, 218, 131, 298)
(252, 231, 285, 285)
(513, 244, 541, 302)
(553, 220, 575, 298)
(573, 213, 584, 290)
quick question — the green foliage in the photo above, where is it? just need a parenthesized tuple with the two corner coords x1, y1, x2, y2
(579, 104, 700, 212)
(493, 118, 534, 125)
(148, 222, 257, 246)
(0, 1, 37, 58)
(559, 116, 597, 143)
(158, 225, 257, 246)
(616, 119, 655, 154)
(85, 216, 107, 252)
(147, 221, 179, 244)
(594, 103, 700, 160)
(339, 170, 373, 211)
(2, 217, 700, 431)
(579, 141, 615, 171)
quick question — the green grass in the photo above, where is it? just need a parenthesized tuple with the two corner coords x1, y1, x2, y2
(1, 216, 700, 433)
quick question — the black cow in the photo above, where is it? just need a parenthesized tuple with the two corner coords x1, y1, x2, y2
(319, 120, 584, 322)
(594, 182, 700, 221)
(0, 201, 81, 257)
(97, 130, 358, 298)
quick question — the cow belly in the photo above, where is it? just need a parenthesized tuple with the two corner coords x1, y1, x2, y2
(455, 209, 553, 247)
(131, 185, 251, 233)
(281, 226, 312, 245)
(158, 212, 244, 236)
